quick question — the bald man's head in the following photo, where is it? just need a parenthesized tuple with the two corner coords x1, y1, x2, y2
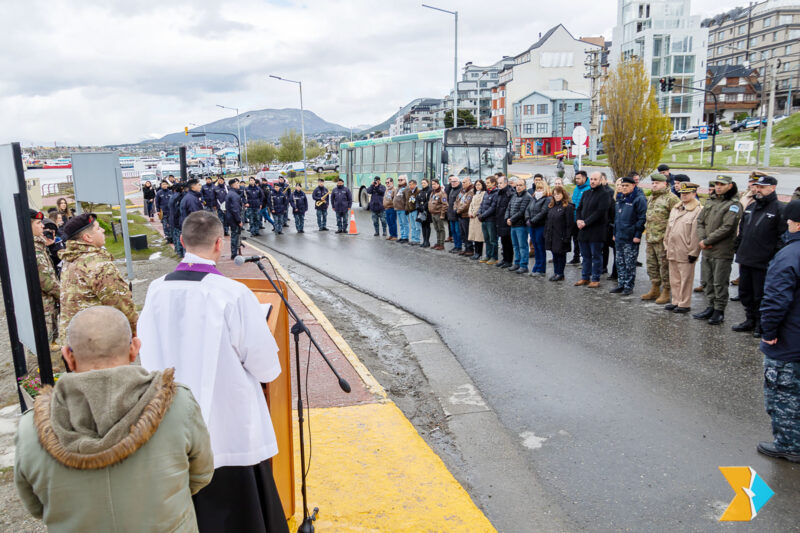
(62, 307, 140, 372)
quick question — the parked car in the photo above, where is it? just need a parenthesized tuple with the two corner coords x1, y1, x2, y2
(256, 170, 282, 184)
(731, 117, 763, 132)
(314, 159, 339, 173)
(670, 130, 685, 141)
(679, 128, 699, 141)
(278, 162, 306, 175)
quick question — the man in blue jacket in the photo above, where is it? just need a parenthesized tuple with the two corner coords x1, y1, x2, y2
(225, 179, 244, 258)
(757, 200, 800, 463)
(570, 171, 590, 264)
(330, 178, 353, 233)
(610, 176, 648, 295)
(169, 183, 186, 258)
(155, 181, 173, 243)
(311, 179, 329, 231)
(244, 177, 264, 236)
(180, 179, 205, 229)
(366, 177, 387, 236)
(213, 177, 229, 236)
(201, 177, 216, 211)
(290, 183, 308, 233)
(270, 183, 289, 235)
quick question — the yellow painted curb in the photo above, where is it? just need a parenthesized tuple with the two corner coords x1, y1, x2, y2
(244, 240, 388, 399)
(293, 403, 497, 532)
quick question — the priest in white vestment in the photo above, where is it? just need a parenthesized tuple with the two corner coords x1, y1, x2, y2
(137, 211, 289, 533)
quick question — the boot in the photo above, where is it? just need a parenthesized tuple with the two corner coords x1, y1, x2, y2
(655, 287, 671, 305)
(752, 320, 762, 339)
(640, 282, 660, 301)
(692, 307, 714, 320)
(708, 310, 725, 325)
(732, 319, 755, 332)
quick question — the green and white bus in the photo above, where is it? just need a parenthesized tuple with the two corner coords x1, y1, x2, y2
(339, 127, 512, 208)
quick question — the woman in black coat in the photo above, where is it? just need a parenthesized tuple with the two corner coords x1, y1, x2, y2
(417, 179, 432, 248)
(494, 178, 515, 267)
(142, 181, 156, 220)
(544, 185, 574, 281)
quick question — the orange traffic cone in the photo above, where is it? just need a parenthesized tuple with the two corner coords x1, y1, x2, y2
(347, 209, 359, 235)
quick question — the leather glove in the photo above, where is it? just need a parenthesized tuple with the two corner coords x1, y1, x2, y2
(688, 255, 697, 263)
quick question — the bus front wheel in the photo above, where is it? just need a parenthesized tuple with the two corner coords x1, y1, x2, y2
(359, 187, 369, 209)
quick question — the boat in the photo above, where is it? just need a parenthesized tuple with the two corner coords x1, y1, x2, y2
(25, 159, 44, 169)
(43, 158, 72, 169)
(119, 156, 136, 169)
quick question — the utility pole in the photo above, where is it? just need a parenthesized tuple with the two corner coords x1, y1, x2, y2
(422, 5, 458, 126)
(584, 47, 602, 161)
(763, 58, 779, 167)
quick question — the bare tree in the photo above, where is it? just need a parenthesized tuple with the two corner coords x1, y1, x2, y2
(600, 60, 671, 179)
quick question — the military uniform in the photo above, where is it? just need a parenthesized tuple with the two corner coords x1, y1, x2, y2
(34, 236, 60, 342)
(643, 173, 679, 303)
(58, 240, 138, 342)
(694, 176, 741, 324)
(663, 184, 702, 311)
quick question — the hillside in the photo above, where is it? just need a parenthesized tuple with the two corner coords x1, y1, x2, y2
(156, 108, 349, 144)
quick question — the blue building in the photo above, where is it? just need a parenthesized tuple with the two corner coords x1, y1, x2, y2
(512, 89, 590, 157)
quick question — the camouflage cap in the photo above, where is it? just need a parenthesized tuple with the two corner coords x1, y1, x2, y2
(63, 213, 97, 240)
(649, 172, 667, 182)
(711, 175, 733, 185)
(677, 182, 699, 194)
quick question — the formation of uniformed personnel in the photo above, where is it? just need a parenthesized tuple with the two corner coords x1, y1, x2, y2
(641, 173, 679, 304)
(31, 210, 60, 344)
(663, 183, 702, 313)
(692, 175, 742, 325)
(58, 213, 138, 342)
(731, 174, 786, 337)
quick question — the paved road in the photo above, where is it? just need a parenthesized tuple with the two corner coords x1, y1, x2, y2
(510, 161, 800, 197)
(251, 207, 799, 532)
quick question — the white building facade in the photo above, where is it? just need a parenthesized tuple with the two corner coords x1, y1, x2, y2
(611, 0, 709, 130)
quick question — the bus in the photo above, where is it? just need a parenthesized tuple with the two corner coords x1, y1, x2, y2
(339, 127, 512, 208)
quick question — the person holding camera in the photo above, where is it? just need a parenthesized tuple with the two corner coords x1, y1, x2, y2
(367, 176, 387, 237)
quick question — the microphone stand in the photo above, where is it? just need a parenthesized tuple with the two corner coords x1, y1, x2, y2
(252, 257, 351, 533)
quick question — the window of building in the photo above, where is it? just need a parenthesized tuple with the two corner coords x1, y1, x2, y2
(523, 105, 534, 115)
(738, 25, 746, 35)
(780, 14, 793, 25)
(791, 29, 800, 39)
(764, 16, 772, 28)
(672, 55, 695, 74)
(721, 77, 728, 85)
(709, 33, 714, 44)
(740, 76, 748, 85)
(536, 123, 548, 134)
(574, 103, 583, 112)
(784, 61, 792, 72)
(523, 123, 534, 135)
(718, 31, 725, 41)
(744, 93, 757, 101)
(536, 104, 548, 115)
(773, 31, 779, 42)
(764, 49, 772, 59)
(717, 46, 723, 55)
(743, 39, 750, 49)
(787, 44, 793, 55)
(558, 102, 567, 112)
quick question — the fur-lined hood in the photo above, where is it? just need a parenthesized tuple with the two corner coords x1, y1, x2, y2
(34, 366, 175, 470)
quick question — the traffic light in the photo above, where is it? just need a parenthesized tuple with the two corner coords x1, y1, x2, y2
(184, 126, 189, 136)
(667, 77, 675, 91)
(659, 78, 667, 92)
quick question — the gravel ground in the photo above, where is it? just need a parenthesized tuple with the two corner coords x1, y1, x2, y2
(0, 251, 177, 530)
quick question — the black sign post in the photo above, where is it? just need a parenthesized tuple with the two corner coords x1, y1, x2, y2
(0, 143, 55, 410)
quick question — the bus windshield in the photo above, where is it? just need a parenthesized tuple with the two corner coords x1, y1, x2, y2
(445, 146, 506, 181)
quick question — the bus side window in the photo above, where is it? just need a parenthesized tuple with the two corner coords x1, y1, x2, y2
(399, 142, 413, 172)
(386, 143, 399, 173)
(413, 141, 424, 174)
(363, 146, 374, 173)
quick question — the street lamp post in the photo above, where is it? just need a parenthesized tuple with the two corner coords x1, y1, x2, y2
(476, 70, 489, 127)
(422, 4, 458, 127)
(269, 75, 308, 188)
(216, 104, 244, 175)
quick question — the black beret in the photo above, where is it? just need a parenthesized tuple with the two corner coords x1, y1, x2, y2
(30, 209, 44, 220)
(621, 176, 636, 184)
(63, 213, 97, 240)
(672, 174, 690, 182)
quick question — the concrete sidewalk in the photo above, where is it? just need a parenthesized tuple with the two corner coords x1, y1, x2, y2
(194, 232, 498, 531)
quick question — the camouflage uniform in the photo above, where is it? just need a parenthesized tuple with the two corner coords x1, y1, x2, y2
(764, 359, 800, 453)
(58, 240, 138, 343)
(34, 236, 60, 342)
(645, 188, 679, 287)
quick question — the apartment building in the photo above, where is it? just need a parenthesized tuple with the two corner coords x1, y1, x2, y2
(512, 89, 591, 156)
(433, 57, 516, 128)
(703, 0, 800, 113)
(611, 0, 709, 130)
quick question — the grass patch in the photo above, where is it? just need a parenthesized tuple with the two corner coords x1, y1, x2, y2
(660, 128, 800, 168)
(88, 204, 176, 261)
(772, 112, 800, 147)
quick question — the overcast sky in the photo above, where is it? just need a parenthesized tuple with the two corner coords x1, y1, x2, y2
(2, 0, 745, 146)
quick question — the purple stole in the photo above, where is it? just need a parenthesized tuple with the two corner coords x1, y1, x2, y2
(174, 261, 224, 276)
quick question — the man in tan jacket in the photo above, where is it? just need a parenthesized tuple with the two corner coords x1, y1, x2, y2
(663, 183, 703, 313)
(15, 306, 213, 532)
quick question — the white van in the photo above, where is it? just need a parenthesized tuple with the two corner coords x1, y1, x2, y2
(156, 163, 181, 182)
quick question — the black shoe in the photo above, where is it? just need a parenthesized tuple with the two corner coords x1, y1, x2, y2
(449, 247, 462, 253)
(399, 238, 409, 243)
(708, 310, 725, 325)
(753, 322, 762, 338)
(757, 441, 800, 463)
(607, 274, 618, 281)
(516, 268, 528, 274)
(568, 256, 581, 264)
(636, 261, 643, 267)
(508, 265, 520, 272)
(622, 289, 633, 296)
(673, 307, 691, 314)
(730, 294, 741, 301)
(552, 275, 564, 281)
(693, 307, 714, 320)
(609, 286, 624, 293)
(374, 233, 379, 236)
(732, 319, 755, 332)
(664, 303, 677, 311)
(298, 230, 304, 233)
(321, 227, 329, 231)
(495, 261, 507, 268)
(500, 262, 511, 269)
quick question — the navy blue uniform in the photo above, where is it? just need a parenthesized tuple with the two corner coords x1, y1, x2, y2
(180, 190, 204, 228)
(225, 189, 244, 257)
(291, 190, 308, 232)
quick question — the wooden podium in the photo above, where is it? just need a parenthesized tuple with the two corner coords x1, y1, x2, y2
(234, 278, 295, 520)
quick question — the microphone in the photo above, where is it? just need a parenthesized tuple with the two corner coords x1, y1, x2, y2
(233, 255, 264, 266)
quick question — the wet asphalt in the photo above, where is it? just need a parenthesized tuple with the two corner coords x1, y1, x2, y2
(250, 206, 799, 532)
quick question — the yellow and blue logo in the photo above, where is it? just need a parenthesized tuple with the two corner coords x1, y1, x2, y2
(719, 466, 774, 521)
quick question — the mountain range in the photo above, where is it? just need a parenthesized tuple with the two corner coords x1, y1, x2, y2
(155, 108, 350, 144)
